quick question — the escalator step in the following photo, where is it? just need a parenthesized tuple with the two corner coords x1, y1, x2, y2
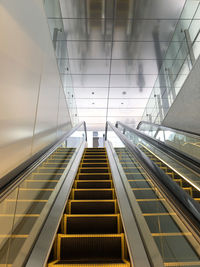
(58, 234, 123, 261)
(43, 163, 68, 168)
(69, 201, 116, 214)
(73, 189, 114, 200)
(86, 148, 105, 151)
(48, 259, 130, 266)
(37, 168, 64, 174)
(80, 168, 109, 173)
(47, 159, 70, 164)
(83, 155, 107, 158)
(75, 181, 112, 189)
(82, 159, 108, 163)
(64, 215, 119, 234)
(81, 163, 109, 168)
(78, 174, 111, 180)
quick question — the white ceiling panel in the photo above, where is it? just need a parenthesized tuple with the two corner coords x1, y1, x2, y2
(109, 87, 152, 99)
(60, 0, 114, 19)
(79, 117, 106, 124)
(70, 60, 110, 75)
(108, 108, 144, 117)
(115, 0, 185, 19)
(111, 60, 160, 75)
(72, 75, 109, 87)
(113, 19, 178, 42)
(62, 19, 113, 41)
(112, 42, 169, 60)
(74, 88, 108, 99)
(76, 98, 107, 108)
(67, 41, 112, 59)
(76, 108, 107, 117)
(108, 99, 149, 109)
(110, 74, 157, 87)
(49, 0, 190, 131)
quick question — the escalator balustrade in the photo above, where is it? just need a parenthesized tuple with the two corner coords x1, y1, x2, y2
(139, 145, 200, 203)
(48, 148, 130, 266)
(115, 148, 200, 266)
(0, 147, 75, 266)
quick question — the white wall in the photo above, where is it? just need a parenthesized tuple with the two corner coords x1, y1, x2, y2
(0, 0, 72, 180)
(162, 54, 200, 135)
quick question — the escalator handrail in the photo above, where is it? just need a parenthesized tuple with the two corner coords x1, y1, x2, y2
(137, 120, 200, 139)
(116, 121, 200, 173)
(0, 121, 87, 202)
(106, 121, 200, 231)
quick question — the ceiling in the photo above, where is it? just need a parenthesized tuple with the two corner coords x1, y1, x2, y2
(49, 0, 186, 130)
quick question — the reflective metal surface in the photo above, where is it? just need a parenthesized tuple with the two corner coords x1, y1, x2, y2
(0, 0, 72, 182)
(45, 0, 186, 130)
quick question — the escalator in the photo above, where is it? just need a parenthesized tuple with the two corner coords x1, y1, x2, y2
(106, 121, 200, 266)
(2, 121, 200, 267)
(114, 147, 200, 266)
(48, 148, 130, 266)
(139, 145, 200, 203)
(115, 121, 200, 205)
(0, 147, 75, 265)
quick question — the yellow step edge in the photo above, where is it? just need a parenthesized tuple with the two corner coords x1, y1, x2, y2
(143, 213, 176, 216)
(48, 260, 130, 267)
(63, 214, 120, 217)
(82, 159, 108, 161)
(72, 189, 114, 191)
(24, 180, 58, 182)
(152, 232, 192, 236)
(75, 180, 112, 182)
(43, 163, 69, 166)
(5, 199, 48, 202)
(132, 188, 156, 191)
(0, 214, 39, 217)
(124, 172, 145, 175)
(19, 188, 54, 191)
(38, 167, 66, 170)
(80, 163, 109, 165)
(164, 261, 200, 266)
(77, 173, 111, 176)
(77, 173, 112, 176)
(57, 233, 124, 238)
(32, 173, 62, 175)
(79, 167, 110, 170)
(128, 179, 150, 182)
(69, 200, 117, 202)
(136, 198, 165, 202)
(0, 234, 28, 238)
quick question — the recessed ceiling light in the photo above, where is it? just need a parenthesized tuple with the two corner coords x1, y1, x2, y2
(92, 92, 94, 94)
(122, 91, 127, 95)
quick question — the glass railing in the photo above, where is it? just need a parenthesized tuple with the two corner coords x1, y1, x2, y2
(106, 122, 200, 266)
(142, 0, 200, 124)
(117, 121, 200, 195)
(137, 121, 200, 162)
(0, 122, 86, 266)
(43, 0, 78, 126)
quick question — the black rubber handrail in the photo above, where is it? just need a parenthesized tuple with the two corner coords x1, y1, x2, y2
(0, 121, 87, 201)
(105, 121, 200, 231)
(116, 121, 200, 174)
(137, 121, 200, 138)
